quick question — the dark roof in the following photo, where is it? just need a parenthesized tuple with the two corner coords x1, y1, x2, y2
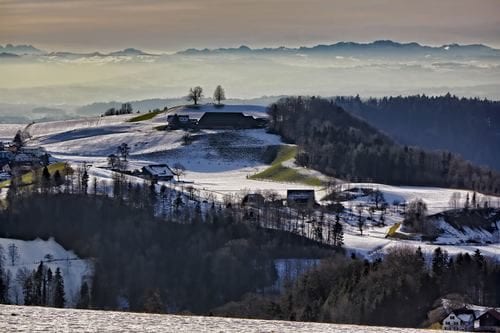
(452, 308, 476, 316)
(287, 190, 316, 201)
(198, 112, 259, 128)
(478, 309, 500, 321)
(242, 193, 265, 203)
(287, 189, 315, 196)
(142, 164, 174, 178)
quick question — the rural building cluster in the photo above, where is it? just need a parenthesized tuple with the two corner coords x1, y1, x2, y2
(0, 136, 50, 181)
(442, 307, 500, 331)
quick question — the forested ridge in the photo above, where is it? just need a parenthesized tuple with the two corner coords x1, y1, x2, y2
(215, 246, 500, 328)
(334, 94, 500, 171)
(268, 96, 500, 194)
(0, 189, 331, 313)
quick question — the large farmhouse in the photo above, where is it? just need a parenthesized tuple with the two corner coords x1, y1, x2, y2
(197, 112, 266, 129)
(442, 307, 500, 332)
(442, 309, 475, 331)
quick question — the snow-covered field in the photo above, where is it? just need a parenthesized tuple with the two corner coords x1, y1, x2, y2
(0, 304, 436, 333)
(346, 183, 500, 215)
(0, 106, 499, 259)
(0, 238, 92, 307)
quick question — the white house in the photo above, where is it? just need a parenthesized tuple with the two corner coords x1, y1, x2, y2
(442, 309, 475, 331)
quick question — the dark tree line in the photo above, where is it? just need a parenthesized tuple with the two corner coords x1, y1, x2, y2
(103, 103, 133, 116)
(268, 96, 500, 194)
(22, 262, 65, 308)
(0, 187, 331, 313)
(0, 245, 66, 307)
(215, 247, 500, 328)
(334, 94, 500, 171)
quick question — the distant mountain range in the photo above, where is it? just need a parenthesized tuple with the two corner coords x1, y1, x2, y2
(0, 44, 153, 57)
(2, 41, 500, 59)
(0, 44, 44, 55)
(178, 40, 500, 58)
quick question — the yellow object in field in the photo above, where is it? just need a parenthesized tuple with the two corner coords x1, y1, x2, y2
(386, 223, 400, 238)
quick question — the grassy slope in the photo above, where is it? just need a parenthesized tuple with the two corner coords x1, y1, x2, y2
(250, 146, 323, 187)
(128, 110, 164, 122)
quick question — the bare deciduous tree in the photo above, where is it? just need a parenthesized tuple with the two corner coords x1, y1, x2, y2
(356, 204, 365, 235)
(448, 192, 461, 210)
(187, 86, 203, 105)
(117, 143, 130, 161)
(171, 163, 186, 182)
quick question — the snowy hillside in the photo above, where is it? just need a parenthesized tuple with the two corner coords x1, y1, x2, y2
(1, 106, 499, 260)
(0, 238, 92, 307)
(0, 304, 436, 332)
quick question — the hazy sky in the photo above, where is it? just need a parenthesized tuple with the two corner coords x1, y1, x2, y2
(1, 0, 500, 52)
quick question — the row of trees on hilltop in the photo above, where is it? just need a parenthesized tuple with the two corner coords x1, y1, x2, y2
(101, 85, 226, 116)
(267, 96, 500, 194)
(103, 103, 134, 116)
(187, 85, 226, 105)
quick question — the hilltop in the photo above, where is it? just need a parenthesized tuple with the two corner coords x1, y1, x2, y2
(0, 103, 498, 259)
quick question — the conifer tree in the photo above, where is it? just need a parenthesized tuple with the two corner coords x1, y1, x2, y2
(82, 170, 89, 195)
(46, 268, 53, 306)
(77, 282, 90, 309)
(42, 167, 51, 192)
(0, 268, 7, 304)
(431, 247, 449, 278)
(53, 268, 65, 308)
(34, 261, 44, 305)
(332, 220, 344, 247)
(23, 275, 34, 305)
(13, 130, 24, 148)
(53, 170, 63, 188)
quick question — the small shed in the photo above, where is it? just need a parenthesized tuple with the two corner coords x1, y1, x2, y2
(242, 193, 265, 207)
(167, 114, 196, 129)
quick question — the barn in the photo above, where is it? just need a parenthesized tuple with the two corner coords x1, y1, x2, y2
(197, 112, 265, 129)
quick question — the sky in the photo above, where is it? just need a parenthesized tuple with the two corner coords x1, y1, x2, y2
(1, 0, 500, 52)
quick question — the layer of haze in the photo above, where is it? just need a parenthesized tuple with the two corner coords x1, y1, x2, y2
(1, 0, 500, 52)
(1, 0, 500, 122)
(1, 53, 500, 107)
